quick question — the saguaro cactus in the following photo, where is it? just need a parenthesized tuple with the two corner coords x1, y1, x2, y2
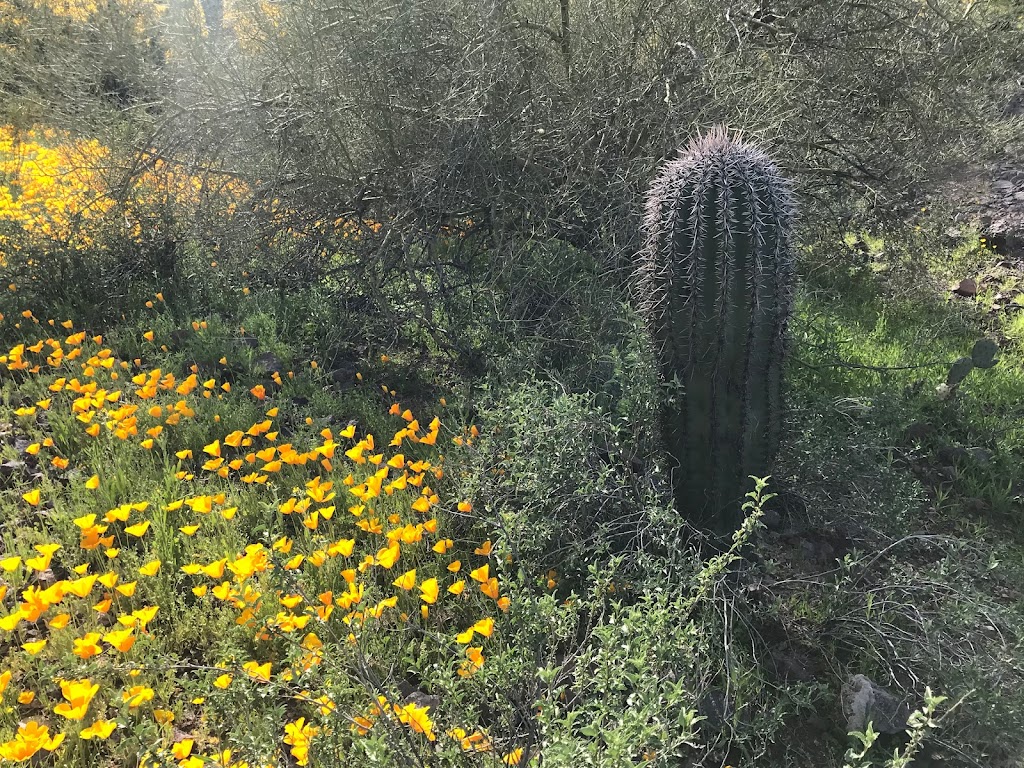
(638, 128, 796, 529)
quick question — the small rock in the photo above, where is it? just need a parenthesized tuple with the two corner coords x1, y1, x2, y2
(937, 445, 968, 465)
(253, 352, 283, 374)
(397, 680, 441, 712)
(32, 569, 56, 586)
(0, 460, 26, 478)
(760, 507, 782, 531)
(841, 674, 911, 735)
(403, 690, 441, 712)
(951, 278, 977, 298)
(330, 365, 358, 388)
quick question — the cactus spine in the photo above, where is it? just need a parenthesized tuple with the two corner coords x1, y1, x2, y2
(639, 128, 796, 530)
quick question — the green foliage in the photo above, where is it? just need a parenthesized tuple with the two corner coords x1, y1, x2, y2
(940, 338, 1000, 393)
(450, 379, 659, 580)
(2, 2, 1024, 764)
(792, 259, 1024, 518)
(639, 128, 796, 530)
(769, 261, 1024, 765)
(479, 480, 792, 768)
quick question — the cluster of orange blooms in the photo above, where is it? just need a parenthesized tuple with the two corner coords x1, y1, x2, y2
(0, 0, 280, 57)
(0, 124, 395, 273)
(0, 127, 114, 251)
(221, 0, 282, 50)
(0, 127, 249, 256)
(0, 0, 167, 25)
(0, 301, 522, 766)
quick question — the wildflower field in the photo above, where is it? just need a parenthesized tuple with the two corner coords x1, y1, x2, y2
(0, 296, 535, 766)
(0, 129, 552, 768)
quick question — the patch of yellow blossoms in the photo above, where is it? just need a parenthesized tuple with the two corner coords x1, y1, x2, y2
(0, 308, 521, 766)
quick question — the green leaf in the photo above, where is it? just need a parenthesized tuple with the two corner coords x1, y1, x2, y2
(971, 338, 998, 369)
(946, 356, 974, 387)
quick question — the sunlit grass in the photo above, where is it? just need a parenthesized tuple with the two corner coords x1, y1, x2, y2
(794, 249, 1024, 516)
(0, 297, 527, 767)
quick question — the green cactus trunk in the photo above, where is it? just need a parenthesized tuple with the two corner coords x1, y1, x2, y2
(639, 128, 795, 530)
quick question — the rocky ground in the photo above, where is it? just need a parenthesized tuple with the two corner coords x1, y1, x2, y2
(979, 160, 1024, 255)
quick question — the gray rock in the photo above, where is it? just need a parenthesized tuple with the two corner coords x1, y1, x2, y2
(397, 680, 441, 712)
(403, 690, 441, 712)
(937, 445, 968, 464)
(253, 352, 283, 374)
(0, 460, 26, 478)
(32, 568, 56, 586)
(330, 365, 358, 388)
(841, 674, 911, 734)
(760, 507, 782, 530)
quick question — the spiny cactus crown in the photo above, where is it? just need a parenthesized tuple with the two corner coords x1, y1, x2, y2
(638, 127, 796, 328)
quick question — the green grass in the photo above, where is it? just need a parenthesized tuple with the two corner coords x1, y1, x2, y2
(794, 237, 1024, 520)
(756, 235, 1024, 765)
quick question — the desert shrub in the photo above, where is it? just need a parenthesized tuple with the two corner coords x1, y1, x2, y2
(0, 125, 259, 326)
(447, 378, 666, 581)
(483, 239, 659, 413)
(145, 0, 1020, 342)
(8, 0, 1021, 362)
(0, 0, 171, 130)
